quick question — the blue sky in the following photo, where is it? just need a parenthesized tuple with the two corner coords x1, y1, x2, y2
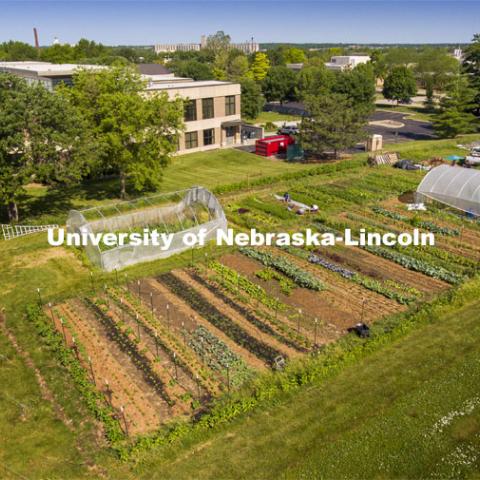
(0, 1, 478, 45)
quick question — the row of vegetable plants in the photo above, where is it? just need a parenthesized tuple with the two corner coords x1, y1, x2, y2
(188, 325, 254, 389)
(190, 269, 309, 352)
(160, 272, 282, 365)
(372, 206, 460, 236)
(106, 286, 218, 396)
(313, 219, 463, 284)
(86, 297, 174, 406)
(255, 267, 295, 295)
(206, 262, 311, 348)
(344, 212, 476, 275)
(27, 304, 125, 443)
(239, 247, 325, 291)
(280, 245, 419, 305)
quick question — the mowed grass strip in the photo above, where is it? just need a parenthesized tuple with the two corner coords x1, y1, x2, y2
(133, 289, 480, 480)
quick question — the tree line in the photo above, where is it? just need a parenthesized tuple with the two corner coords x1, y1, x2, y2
(0, 66, 183, 222)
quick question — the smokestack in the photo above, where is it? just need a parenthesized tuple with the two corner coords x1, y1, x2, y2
(33, 27, 39, 49)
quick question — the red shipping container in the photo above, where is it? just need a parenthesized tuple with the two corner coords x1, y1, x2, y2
(255, 135, 295, 157)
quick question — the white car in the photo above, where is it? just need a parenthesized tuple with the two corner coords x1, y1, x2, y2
(277, 125, 299, 135)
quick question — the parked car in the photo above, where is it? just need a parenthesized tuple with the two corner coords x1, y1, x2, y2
(277, 125, 299, 135)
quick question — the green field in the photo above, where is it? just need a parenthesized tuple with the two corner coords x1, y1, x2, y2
(245, 111, 302, 125)
(133, 281, 480, 479)
(1, 135, 480, 479)
(13, 148, 315, 225)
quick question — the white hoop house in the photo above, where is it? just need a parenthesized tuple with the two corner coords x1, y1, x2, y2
(415, 165, 480, 216)
(67, 186, 227, 271)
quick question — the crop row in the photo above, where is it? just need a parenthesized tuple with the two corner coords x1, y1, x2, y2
(372, 206, 460, 236)
(208, 260, 286, 312)
(239, 247, 325, 291)
(313, 219, 463, 284)
(255, 268, 295, 295)
(86, 298, 174, 405)
(28, 305, 125, 443)
(160, 273, 282, 365)
(106, 286, 218, 395)
(188, 326, 254, 388)
(282, 245, 418, 305)
(191, 269, 309, 352)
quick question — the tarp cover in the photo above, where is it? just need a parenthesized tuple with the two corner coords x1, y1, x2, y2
(415, 164, 480, 215)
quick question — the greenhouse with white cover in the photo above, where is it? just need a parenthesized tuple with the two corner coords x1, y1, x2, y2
(415, 165, 480, 216)
(67, 186, 227, 272)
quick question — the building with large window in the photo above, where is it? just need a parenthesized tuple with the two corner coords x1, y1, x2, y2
(146, 79, 241, 154)
(0, 61, 243, 155)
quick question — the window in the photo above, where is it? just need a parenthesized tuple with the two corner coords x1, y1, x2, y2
(185, 131, 198, 149)
(202, 98, 214, 119)
(203, 129, 215, 146)
(184, 100, 197, 122)
(225, 95, 236, 116)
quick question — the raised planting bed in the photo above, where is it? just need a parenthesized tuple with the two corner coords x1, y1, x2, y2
(159, 273, 283, 366)
(190, 269, 309, 353)
(240, 247, 325, 291)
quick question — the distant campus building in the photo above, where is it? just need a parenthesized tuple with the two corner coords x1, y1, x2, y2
(0, 61, 242, 154)
(155, 35, 259, 55)
(324, 55, 371, 71)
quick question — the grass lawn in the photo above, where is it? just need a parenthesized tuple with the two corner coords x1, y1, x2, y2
(245, 111, 302, 125)
(10, 148, 315, 225)
(1, 135, 480, 479)
(131, 281, 480, 479)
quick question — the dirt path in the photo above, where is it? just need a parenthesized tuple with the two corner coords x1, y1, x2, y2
(174, 269, 300, 360)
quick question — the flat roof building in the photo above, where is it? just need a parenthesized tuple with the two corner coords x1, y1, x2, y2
(0, 61, 106, 90)
(155, 35, 259, 55)
(325, 55, 371, 71)
(1, 61, 243, 155)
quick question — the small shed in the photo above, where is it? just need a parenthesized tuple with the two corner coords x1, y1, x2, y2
(415, 164, 480, 216)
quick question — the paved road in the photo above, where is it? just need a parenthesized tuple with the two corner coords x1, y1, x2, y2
(367, 110, 434, 144)
(263, 103, 435, 144)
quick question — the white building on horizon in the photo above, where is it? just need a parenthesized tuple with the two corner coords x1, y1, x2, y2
(155, 35, 259, 55)
(325, 55, 371, 71)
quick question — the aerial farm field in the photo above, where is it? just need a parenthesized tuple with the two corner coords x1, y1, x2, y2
(2, 136, 480, 479)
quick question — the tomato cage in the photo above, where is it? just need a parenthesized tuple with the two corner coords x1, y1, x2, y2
(66, 186, 227, 271)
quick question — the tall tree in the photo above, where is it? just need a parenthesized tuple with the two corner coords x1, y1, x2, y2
(463, 33, 480, 114)
(249, 52, 271, 81)
(414, 48, 458, 90)
(382, 66, 417, 104)
(333, 63, 376, 111)
(262, 66, 296, 103)
(300, 93, 369, 158)
(240, 79, 265, 119)
(0, 74, 92, 221)
(433, 73, 479, 138)
(63, 66, 184, 198)
(228, 55, 250, 81)
(295, 65, 333, 100)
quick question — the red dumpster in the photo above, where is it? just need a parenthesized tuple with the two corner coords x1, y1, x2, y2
(255, 135, 295, 157)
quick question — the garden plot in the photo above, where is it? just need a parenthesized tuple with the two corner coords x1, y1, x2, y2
(173, 269, 301, 360)
(136, 277, 267, 372)
(190, 264, 312, 352)
(52, 299, 170, 435)
(219, 251, 397, 334)
(316, 244, 447, 296)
